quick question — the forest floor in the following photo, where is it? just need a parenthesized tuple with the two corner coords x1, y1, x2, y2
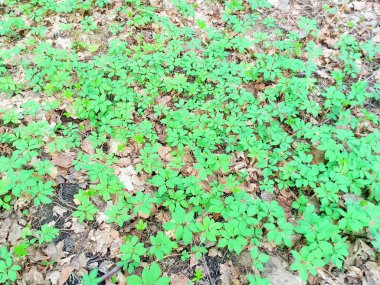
(0, 0, 379, 284)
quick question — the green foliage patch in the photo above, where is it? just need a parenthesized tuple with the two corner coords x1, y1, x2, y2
(0, 0, 379, 284)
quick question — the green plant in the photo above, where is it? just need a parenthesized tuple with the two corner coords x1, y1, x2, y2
(1, 109, 20, 124)
(136, 219, 147, 231)
(119, 236, 147, 273)
(0, 76, 20, 96)
(247, 274, 269, 285)
(82, 269, 101, 285)
(1, 0, 379, 283)
(0, 179, 12, 210)
(0, 246, 21, 284)
(149, 231, 178, 260)
(36, 224, 59, 244)
(126, 262, 169, 285)
(72, 194, 99, 223)
(163, 206, 195, 245)
(191, 216, 222, 243)
(81, 16, 97, 32)
(192, 268, 204, 282)
(290, 247, 325, 281)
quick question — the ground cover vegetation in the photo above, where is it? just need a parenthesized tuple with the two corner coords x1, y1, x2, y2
(0, 0, 379, 284)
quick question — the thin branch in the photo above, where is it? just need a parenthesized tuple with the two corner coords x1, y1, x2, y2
(201, 254, 215, 285)
(99, 265, 121, 283)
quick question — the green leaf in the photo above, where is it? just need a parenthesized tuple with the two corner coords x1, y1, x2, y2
(126, 275, 143, 285)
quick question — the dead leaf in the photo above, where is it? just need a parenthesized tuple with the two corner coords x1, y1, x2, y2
(190, 253, 198, 268)
(46, 271, 60, 285)
(7, 222, 22, 245)
(70, 218, 86, 234)
(157, 95, 171, 106)
(267, 0, 290, 12)
(51, 152, 75, 168)
(109, 138, 123, 155)
(363, 262, 380, 285)
(262, 256, 303, 285)
(116, 166, 143, 193)
(117, 157, 132, 167)
(220, 262, 240, 285)
(53, 205, 68, 217)
(88, 226, 119, 255)
(29, 247, 48, 263)
(310, 148, 325, 164)
(110, 236, 123, 258)
(58, 264, 73, 285)
(0, 218, 11, 244)
(346, 266, 362, 279)
(351, 1, 367, 11)
(170, 273, 191, 285)
(23, 267, 47, 285)
(49, 165, 58, 179)
(81, 139, 95, 155)
(159, 146, 172, 161)
(44, 241, 66, 264)
(57, 37, 72, 50)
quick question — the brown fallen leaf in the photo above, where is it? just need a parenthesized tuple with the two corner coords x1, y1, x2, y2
(46, 270, 60, 285)
(220, 262, 241, 285)
(351, 1, 367, 11)
(49, 165, 58, 179)
(53, 205, 68, 217)
(110, 236, 123, 258)
(57, 37, 72, 50)
(51, 152, 75, 168)
(364, 262, 380, 285)
(157, 95, 171, 106)
(58, 264, 73, 285)
(310, 148, 325, 164)
(81, 138, 95, 155)
(22, 266, 48, 285)
(7, 222, 22, 245)
(159, 146, 172, 162)
(0, 218, 11, 244)
(262, 256, 303, 285)
(44, 240, 66, 265)
(170, 273, 191, 285)
(116, 166, 143, 192)
(88, 225, 120, 255)
(109, 138, 123, 155)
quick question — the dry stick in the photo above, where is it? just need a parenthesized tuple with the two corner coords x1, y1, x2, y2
(319, 268, 345, 285)
(100, 265, 122, 283)
(148, 253, 182, 266)
(201, 255, 215, 285)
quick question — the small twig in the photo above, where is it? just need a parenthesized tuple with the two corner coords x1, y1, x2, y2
(148, 253, 182, 266)
(319, 268, 345, 285)
(201, 254, 215, 285)
(100, 265, 121, 283)
(221, 249, 228, 264)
